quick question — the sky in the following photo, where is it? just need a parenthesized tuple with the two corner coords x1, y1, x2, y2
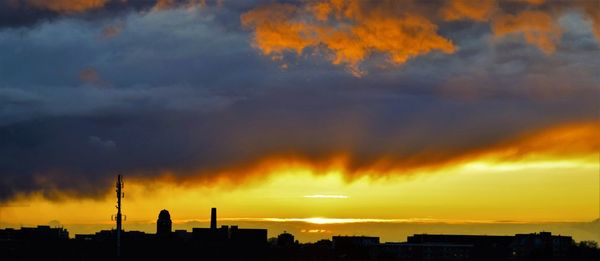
(0, 0, 599, 242)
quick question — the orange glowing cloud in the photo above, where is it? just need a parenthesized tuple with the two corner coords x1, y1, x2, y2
(22, 0, 212, 14)
(308, 1, 333, 22)
(26, 0, 107, 13)
(579, 1, 600, 40)
(440, 0, 496, 22)
(241, 4, 316, 57)
(520, 0, 545, 5)
(241, 0, 456, 76)
(153, 0, 176, 11)
(3, 118, 596, 203)
(325, 123, 598, 181)
(242, 1, 599, 74)
(481, 122, 600, 160)
(152, 121, 599, 189)
(492, 10, 562, 54)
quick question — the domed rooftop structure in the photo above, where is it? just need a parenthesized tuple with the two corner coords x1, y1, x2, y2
(158, 209, 171, 220)
(157, 209, 172, 237)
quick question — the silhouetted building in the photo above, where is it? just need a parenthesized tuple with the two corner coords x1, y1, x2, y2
(332, 236, 380, 259)
(381, 241, 475, 260)
(75, 229, 152, 242)
(391, 234, 513, 260)
(277, 231, 295, 247)
(230, 225, 268, 247)
(173, 229, 192, 240)
(0, 226, 69, 241)
(0, 226, 70, 260)
(193, 225, 267, 247)
(4, 204, 594, 261)
(211, 207, 217, 230)
(192, 208, 267, 248)
(156, 209, 172, 238)
(2, 224, 598, 261)
(193, 227, 215, 243)
(512, 232, 573, 260)
(333, 235, 380, 249)
(379, 232, 575, 261)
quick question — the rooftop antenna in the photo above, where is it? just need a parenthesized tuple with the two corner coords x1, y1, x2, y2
(115, 175, 124, 257)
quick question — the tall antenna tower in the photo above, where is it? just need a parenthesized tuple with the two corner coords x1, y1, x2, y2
(115, 175, 124, 257)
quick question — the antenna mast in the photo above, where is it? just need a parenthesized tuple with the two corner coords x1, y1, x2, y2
(115, 175, 123, 257)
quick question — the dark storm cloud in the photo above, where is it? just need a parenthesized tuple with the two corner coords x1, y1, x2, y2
(0, 0, 247, 30)
(0, 0, 598, 201)
(0, 85, 597, 200)
(0, 0, 147, 29)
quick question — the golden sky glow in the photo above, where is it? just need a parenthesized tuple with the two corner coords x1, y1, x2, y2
(1, 122, 597, 240)
(0, 152, 596, 241)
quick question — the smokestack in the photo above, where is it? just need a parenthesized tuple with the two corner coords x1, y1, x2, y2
(210, 207, 217, 230)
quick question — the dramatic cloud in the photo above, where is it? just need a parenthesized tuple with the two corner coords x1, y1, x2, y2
(0, 0, 598, 202)
(492, 10, 562, 54)
(0, 85, 597, 200)
(25, 0, 108, 13)
(579, 0, 600, 40)
(0, 0, 213, 29)
(481, 122, 600, 160)
(242, 0, 599, 75)
(440, 0, 496, 22)
(242, 1, 456, 76)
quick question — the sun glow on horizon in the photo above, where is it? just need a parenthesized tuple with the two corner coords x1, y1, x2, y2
(1, 154, 596, 226)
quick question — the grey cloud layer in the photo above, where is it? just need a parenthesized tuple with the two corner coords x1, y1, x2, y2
(0, 0, 154, 29)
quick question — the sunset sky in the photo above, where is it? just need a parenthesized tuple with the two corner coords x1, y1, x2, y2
(0, 0, 598, 242)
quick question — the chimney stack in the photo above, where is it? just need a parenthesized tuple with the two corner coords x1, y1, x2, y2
(210, 207, 217, 230)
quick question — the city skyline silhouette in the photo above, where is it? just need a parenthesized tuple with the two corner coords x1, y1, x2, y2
(2, 200, 599, 260)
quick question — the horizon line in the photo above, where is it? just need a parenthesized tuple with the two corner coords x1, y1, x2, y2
(3, 217, 596, 227)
